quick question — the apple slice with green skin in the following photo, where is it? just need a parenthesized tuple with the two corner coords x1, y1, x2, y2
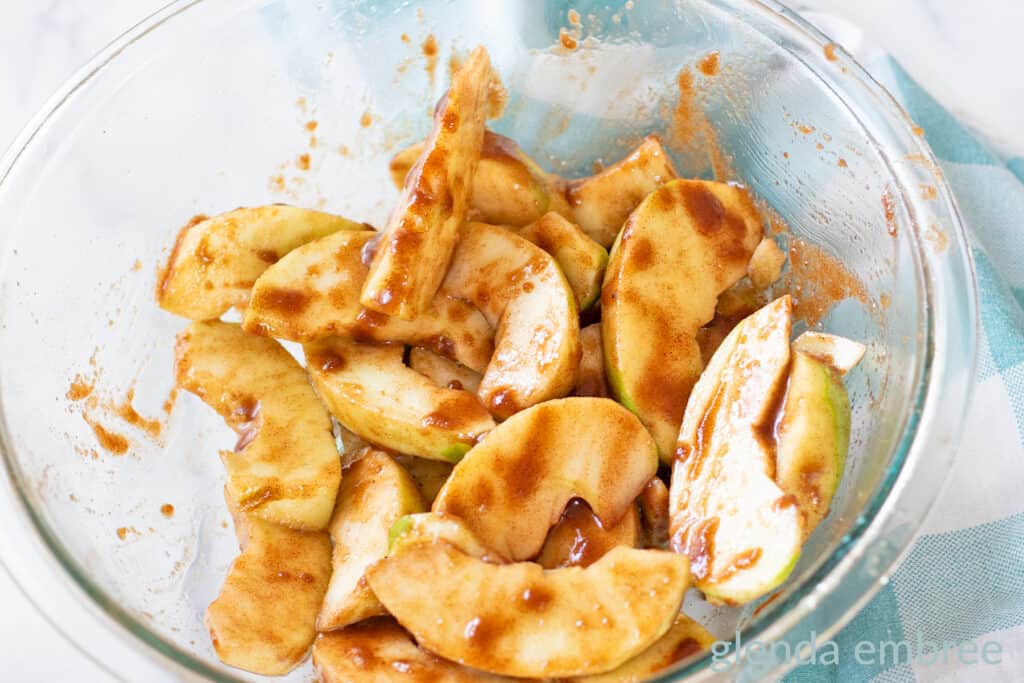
(243, 230, 493, 372)
(669, 296, 803, 606)
(175, 321, 340, 530)
(408, 347, 482, 394)
(207, 513, 332, 675)
(791, 331, 866, 375)
(776, 333, 863, 538)
(304, 338, 495, 462)
(443, 221, 580, 419)
(394, 454, 455, 505)
(433, 397, 657, 560)
(158, 206, 363, 320)
(318, 448, 425, 631)
(572, 612, 716, 683)
(575, 323, 609, 397)
(367, 542, 689, 678)
(391, 130, 557, 227)
(535, 499, 640, 569)
(361, 47, 494, 319)
(566, 135, 678, 247)
(314, 617, 515, 683)
(388, 512, 508, 562)
(519, 212, 608, 310)
(603, 179, 764, 460)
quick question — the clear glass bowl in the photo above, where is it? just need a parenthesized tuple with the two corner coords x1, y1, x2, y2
(0, 0, 976, 681)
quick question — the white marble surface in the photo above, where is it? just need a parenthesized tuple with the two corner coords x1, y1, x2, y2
(0, 1, 1020, 681)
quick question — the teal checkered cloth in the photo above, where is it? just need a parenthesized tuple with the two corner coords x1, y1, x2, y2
(784, 54, 1024, 683)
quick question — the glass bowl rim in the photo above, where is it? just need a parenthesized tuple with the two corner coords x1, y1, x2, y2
(0, 0, 978, 681)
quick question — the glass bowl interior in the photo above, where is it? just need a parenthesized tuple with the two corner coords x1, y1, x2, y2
(0, 0, 975, 681)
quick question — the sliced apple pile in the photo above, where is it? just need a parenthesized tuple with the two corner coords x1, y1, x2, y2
(313, 617, 514, 682)
(443, 221, 580, 418)
(174, 321, 340, 530)
(604, 178, 764, 459)
(152, 42, 868, 678)
(305, 338, 495, 462)
(244, 229, 493, 372)
(207, 511, 332, 675)
(158, 206, 363, 320)
(318, 448, 424, 631)
(361, 48, 495, 319)
(433, 397, 656, 560)
(367, 542, 690, 678)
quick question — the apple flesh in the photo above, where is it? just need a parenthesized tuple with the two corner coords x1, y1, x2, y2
(305, 338, 495, 462)
(388, 512, 508, 563)
(519, 212, 608, 310)
(571, 612, 716, 682)
(318, 449, 425, 631)
(669, 296, 803, 605)
(575, 323, 609, 397)
(207, 513, 331, 675)
(394, 454, 455, 506)
(244, 230, 493, 372)
(443, 221, 580, 419)
(361, 48, 495, 319)
(433, 397, 657, 560)
(174, 321, 340, 530)
(566, 135, 678, 247)
(603, 179, 764, 459)
(158, 205, 362, 320)
(367, 543, 689, 678)
(408, 347, 482, 394)
(535, 499, 640, 569)
(314, 617, 516, 682)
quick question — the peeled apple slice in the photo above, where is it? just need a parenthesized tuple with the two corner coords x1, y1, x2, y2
(669, 296, 803, 605)
(305, 338, 495, 462)
(174, 321, 340, 530)
(433, 397, 657, 560)
(367, 542, 690, 678)
(158, 206, 362, 320)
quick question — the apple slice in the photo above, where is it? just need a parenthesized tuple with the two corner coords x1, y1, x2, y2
(519, 212, 608, 310)
(207, 513, 331, 675)
(566, 135, 678, 247)
(391, 131, 559, 227)
(638, 477, 671, 549)
(603, 179, 764, 459)
(394, 454, 455, 505)
(776, 334, 862, 537)
(443, 221, 580, 418)
(572, 613, 716, 682)
(748, 237, 786, 289)
(361, 48, 495, 319)
(408, 347, 482, 394)
(244, 230, 493, 372)
(175, 321, 340, 530)
(535, 499, 640, 569)
(388, 512, 507, 562)
(318, 448, 425, 631)
(314, 617, 514, 682)
(791, 331, 866, 375)
(368, 543, 688, 678)
(305, 338, 495, 462)
(158, 206, 362, 320)
(575, 323, 608, 397)
(433, 397, 657, 560)
(669, 296, 803, 605)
